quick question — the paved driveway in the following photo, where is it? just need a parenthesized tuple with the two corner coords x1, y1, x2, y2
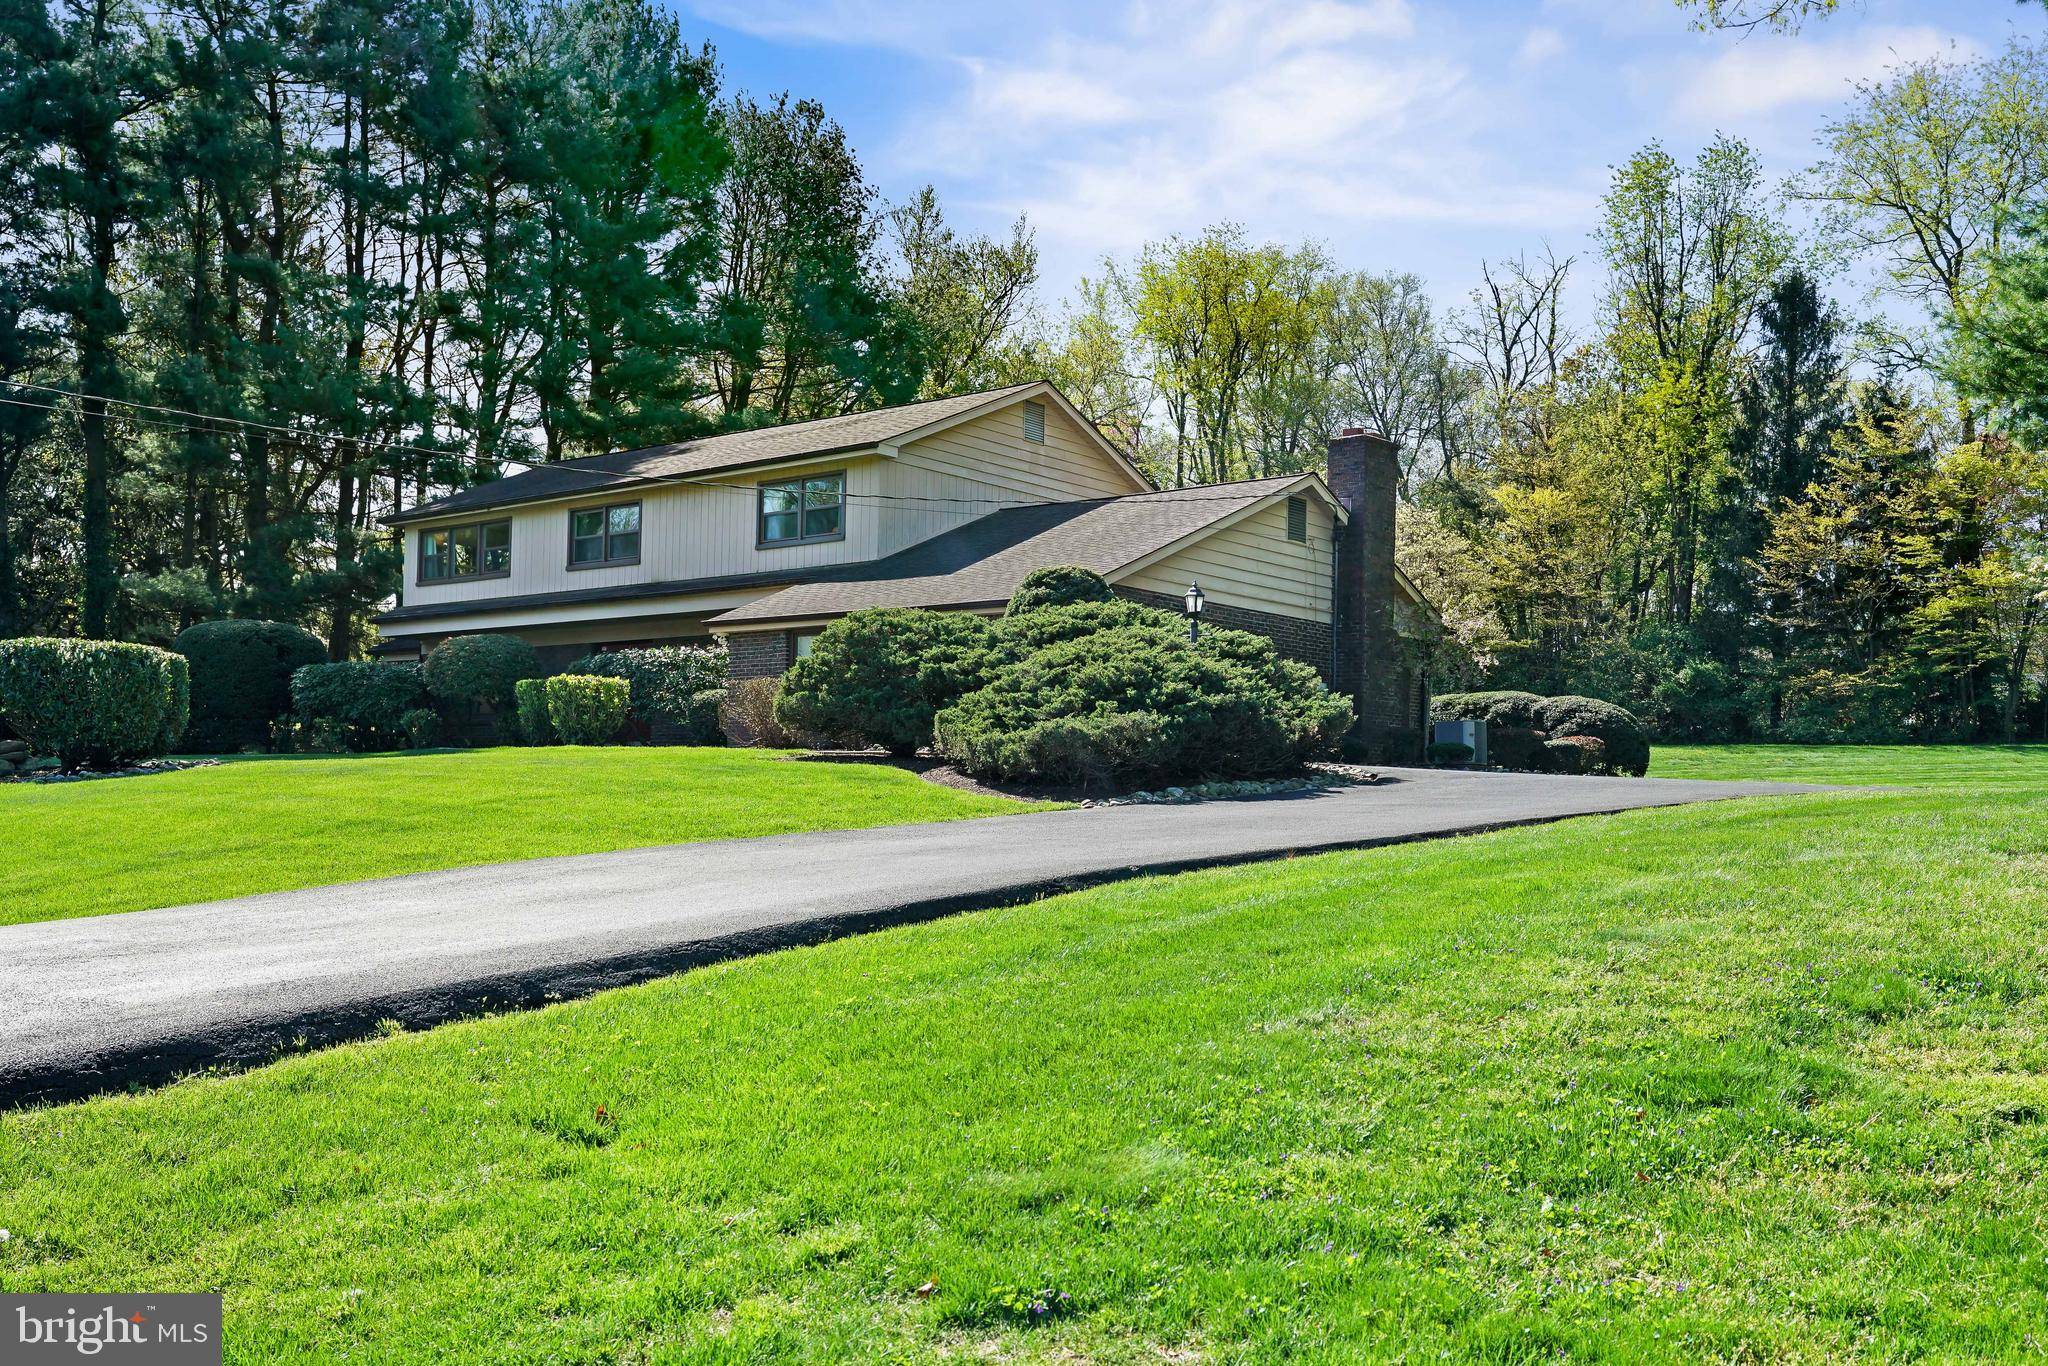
(1, 766, 1829, 1105)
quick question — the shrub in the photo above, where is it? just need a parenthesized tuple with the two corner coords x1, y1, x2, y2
(720, 677, 792, 747)
(291, 661, 430, 751)
(682, 687, 726, 745)
(514, 678, 553, 745)
(1430, 690, 1545, 730)
(545, 674, 631, 745)
(1487, 725, 1548, 772)
(0, 638, 189, 769)
(775, 609, 997, 754)
(401, 707, 443, 749)
(991, 598, 1180, 655)
(1780, 669, 1912, 744)
(421, 634, 541, 711)
(1543, 734, 1607, 775)
(172, 619, 327, 753)
(1425, 741, 1473, 766)
(933, 622, 1352, 789)
(567, 644, 728, 728)
(1533, 695, 1650, 776)
(1005, 564, 1116, 616)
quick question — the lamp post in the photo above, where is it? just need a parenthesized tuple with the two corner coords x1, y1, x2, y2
(1184, 580, 1206, 643)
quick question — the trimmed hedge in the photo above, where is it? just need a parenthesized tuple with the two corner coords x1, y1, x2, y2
(0, 637, 189, 770)
(775, 609, 997, 754)
(933, 621, 1351, 789)
(1543, 734, 1607, 775)
(1487, 725, 1546, 773)
(421, 634, 542, 710)
(566, 644, 728, 731)
(1430, 690, 1546, 730)
(1005, 564, 1115, 616)
(173, 619, 326, 753)
(514, 678, 553, 745)
(1534, 695, 1649, 777)
(292, 662, 430, 751)
(991, 598, 1180, 655)
(545, 674, 631, 745)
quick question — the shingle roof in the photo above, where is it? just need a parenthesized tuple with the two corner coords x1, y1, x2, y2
(385, 383, 1046, 525)
(710, 476, 1308, 626)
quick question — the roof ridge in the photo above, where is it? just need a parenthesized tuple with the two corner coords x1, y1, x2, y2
(546, 381, 1046, 469)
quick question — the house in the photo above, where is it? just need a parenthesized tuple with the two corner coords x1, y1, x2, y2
(375, 381, 1432, 756)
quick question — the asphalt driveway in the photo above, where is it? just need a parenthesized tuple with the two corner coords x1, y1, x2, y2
(0, 766, 1829, 1105)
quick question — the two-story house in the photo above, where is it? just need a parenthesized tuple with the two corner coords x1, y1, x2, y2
(374, 381, 1431, 754)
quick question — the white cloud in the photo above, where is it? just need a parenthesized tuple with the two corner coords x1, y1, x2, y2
(1675, 25, 1978, 122)
(1515, 27, 1568, 70)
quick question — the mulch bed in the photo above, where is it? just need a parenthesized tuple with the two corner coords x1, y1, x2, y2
(781, 749, 1381, 804)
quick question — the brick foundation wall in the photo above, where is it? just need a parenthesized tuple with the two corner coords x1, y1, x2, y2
(725, 629, 792, 680)
(1115, 589, 1334, 682)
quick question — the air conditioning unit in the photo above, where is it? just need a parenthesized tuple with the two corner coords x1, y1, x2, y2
(1432, 718, 1487, 767)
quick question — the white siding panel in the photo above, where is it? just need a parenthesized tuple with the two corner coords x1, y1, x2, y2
(399, 456, 885, 609)
(1119, 498, 1336, 621)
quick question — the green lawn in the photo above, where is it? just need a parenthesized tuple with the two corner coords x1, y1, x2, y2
(1655, 739, 2048, 787)
(4, 745, 2046, 1359)
(0, 747, 1041, 928)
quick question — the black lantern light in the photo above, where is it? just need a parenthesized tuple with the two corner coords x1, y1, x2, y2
(1184, 580, 1206, 642)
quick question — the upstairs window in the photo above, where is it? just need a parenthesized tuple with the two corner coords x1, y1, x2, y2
(419, 519, 512, 583)
(759, 472, 845, 546)
(1022, 399, 1046, 444)
(569, 501, 641, 568)
(1286, 496, 1308, 543)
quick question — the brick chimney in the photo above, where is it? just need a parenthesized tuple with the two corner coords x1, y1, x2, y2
(1326, 427, 1411, 758)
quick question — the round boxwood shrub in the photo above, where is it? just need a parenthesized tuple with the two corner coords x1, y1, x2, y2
(545, 674, 631, 745)
(1005, 564, 1116, 616)
(1430, 689, 1545, 730)
(933, 621, 1352, 789)
(775, 608, 998, 754)
(1534, 695, 1649, 776)
(291, 661, 430, 751)
(422, 633, 541, 711)
(0, 637, 189, 770)
(567, 644, 728, 728)
(172, 618, 327, 753)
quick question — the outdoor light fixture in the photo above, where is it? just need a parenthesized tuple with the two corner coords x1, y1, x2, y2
(1184, 580, 1206, 642)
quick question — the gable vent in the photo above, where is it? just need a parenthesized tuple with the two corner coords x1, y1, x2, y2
(1286, 495, 1308, 543)
(1022, 399, 1046, 444)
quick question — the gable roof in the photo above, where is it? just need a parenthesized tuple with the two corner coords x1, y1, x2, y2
(709, 475, 1326, 626)
(383, 381, 1147, 525)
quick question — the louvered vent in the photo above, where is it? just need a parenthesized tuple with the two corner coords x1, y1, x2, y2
(1022, 399, 1046, 444)
(1286, 495, 1308, 543)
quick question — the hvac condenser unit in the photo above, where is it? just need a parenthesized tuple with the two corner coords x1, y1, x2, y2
(1432, 718, 1487, 767)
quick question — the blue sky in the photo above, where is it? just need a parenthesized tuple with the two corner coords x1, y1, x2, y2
(678, 0, 2042, 324)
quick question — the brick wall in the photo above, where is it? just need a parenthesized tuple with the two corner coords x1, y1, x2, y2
(725, 629, 791, 680)
(1116, 589, 1333, 681)
(1325, 429, 1422, 760)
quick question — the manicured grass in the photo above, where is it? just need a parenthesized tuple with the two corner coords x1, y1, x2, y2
(1654, 740, 2048, 787)
(5, 745, 2046, 1359)
(0, 747, 1044, 928)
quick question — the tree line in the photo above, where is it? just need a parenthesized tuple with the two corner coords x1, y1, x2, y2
(1018, 38, 2048, 744)
(5, 4, 2046, 744)
(0, 0, 1035, 653)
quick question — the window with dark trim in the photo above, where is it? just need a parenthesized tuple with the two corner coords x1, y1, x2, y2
(568, 501, 641, 568)
(758, 472, 844, 546)
(419, 518, 512, 583)
(1286, 496, 1308, 543)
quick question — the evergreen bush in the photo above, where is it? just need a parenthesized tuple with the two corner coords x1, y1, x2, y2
(421, 634, 542, 710)
(775, 609, 997, 754)
(291, 662, 430, 751)
(1533, 695, 1650, 776)
(567, 644, 728, 728)
(1004, 564, 1116, 616)
(172, 618, 326, 753)
(0, 638, 189, 770)
(514, 678, 553, 745)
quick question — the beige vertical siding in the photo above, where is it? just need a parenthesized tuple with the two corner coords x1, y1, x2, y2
(1117, 497, 1336, 622)
(877, 402, 1147, 554)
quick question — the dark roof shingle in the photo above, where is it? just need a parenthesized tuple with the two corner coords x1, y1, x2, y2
(710, 476, 1306, 625)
